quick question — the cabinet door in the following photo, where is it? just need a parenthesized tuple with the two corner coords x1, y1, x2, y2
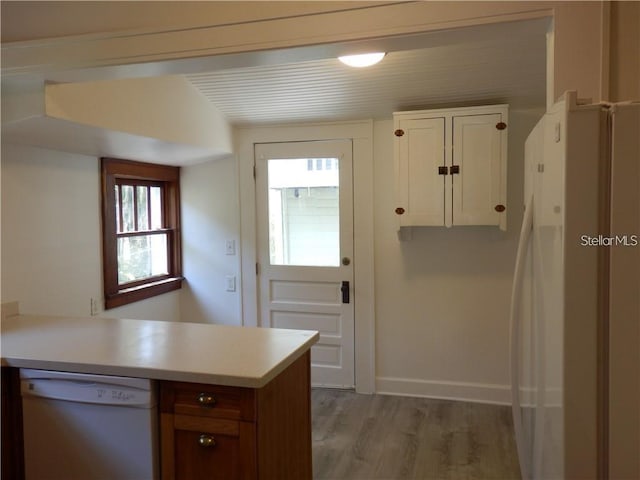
(174, 426, 255, 480)
(452, 113, 506, 228)
(1, 368, 24, 480)
(162, 414, 256, 480)
(395, 117, 446, 226)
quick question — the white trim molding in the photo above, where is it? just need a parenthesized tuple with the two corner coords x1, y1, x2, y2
(376, 376, 512, 406)
(2, 3, 552, 80)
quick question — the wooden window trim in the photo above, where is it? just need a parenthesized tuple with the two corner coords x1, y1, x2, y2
(101, 158, 182, 310)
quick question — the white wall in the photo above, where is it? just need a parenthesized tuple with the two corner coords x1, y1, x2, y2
(1, 109, 544, 403)
(0, 142, 244, 325)
(180, 158, 242, 325)
(0, 143, 181, 321)
(373, 109, 543, 403)
(46, 76, 232, 155)
(231, 111, 542, 403)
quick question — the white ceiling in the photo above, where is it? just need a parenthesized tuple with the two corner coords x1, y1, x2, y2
(186, 18, 548, 126)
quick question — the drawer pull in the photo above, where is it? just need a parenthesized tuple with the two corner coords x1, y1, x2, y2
(198, 434, 216, 448)
(197, 393, 217, 407)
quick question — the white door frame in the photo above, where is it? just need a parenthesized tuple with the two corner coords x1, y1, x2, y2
(236, 120, 375, 393)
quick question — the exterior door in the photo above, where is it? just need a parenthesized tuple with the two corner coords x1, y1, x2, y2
(255, 140, 354, 388)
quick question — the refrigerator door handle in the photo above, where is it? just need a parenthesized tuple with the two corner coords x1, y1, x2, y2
(509, 194, 533, 480)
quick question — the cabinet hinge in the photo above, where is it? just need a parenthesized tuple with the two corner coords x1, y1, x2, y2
(253, 165, 256, 180)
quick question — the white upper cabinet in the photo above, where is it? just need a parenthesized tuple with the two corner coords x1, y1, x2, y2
(393, 105, 508, 231)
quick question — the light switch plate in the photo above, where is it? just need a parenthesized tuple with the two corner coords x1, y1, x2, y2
(225, 276, 236, 292)
(225, 240, 236, 255)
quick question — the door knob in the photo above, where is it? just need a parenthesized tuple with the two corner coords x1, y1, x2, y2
(342, 257, 351, 266)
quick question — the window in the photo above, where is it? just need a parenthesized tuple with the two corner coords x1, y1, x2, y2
(101, 158, 182, 309)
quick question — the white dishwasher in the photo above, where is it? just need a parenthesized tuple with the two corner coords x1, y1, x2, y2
(20, 369, 158, 480)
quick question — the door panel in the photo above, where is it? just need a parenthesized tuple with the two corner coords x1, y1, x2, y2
(396, 117, 446, 226)
(270, 279, 338, 304)
(452, 113, 503, 226)
(255, 140, 354, 388)
(270, 310, 340, 335)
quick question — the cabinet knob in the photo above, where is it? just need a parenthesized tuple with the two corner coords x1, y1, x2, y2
(198, 434, 216, 448)
(495, 204, 506, 212)
(394, 129, 405, 137)
(395, 207, 405, 215)
(197, 392, 217, 407)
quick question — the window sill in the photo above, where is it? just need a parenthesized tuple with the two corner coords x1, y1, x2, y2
(105, 277, 183, 310)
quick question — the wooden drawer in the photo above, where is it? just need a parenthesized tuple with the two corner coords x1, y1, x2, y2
(160, 381, 255, 421)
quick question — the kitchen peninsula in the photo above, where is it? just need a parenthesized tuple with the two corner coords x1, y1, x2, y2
(1, 314, 319, 479)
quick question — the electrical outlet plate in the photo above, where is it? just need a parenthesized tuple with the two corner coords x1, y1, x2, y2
(90, 298, 100, 316)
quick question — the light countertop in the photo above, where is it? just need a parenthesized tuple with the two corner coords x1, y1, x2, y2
(1, 315, 318, 388)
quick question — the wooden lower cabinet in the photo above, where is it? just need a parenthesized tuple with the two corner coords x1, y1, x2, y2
(160, 351, 312, 479)
(1, 351, 312, 479)
(1, 367, 24, 480)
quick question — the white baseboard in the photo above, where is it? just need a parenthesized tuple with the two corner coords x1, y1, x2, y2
(518, 386, 562, 408)
(376, 376, 511, 405)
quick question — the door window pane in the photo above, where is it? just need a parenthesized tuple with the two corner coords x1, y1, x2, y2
(267, 158, 340, 266)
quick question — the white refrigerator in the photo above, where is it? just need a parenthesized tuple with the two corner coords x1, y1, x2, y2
(510, 91, 639, 480)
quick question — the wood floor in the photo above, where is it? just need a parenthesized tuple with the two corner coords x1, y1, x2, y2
(311, 389, 521, 480)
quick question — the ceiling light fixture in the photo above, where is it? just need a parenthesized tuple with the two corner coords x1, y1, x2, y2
(338, 52, 386, 68)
